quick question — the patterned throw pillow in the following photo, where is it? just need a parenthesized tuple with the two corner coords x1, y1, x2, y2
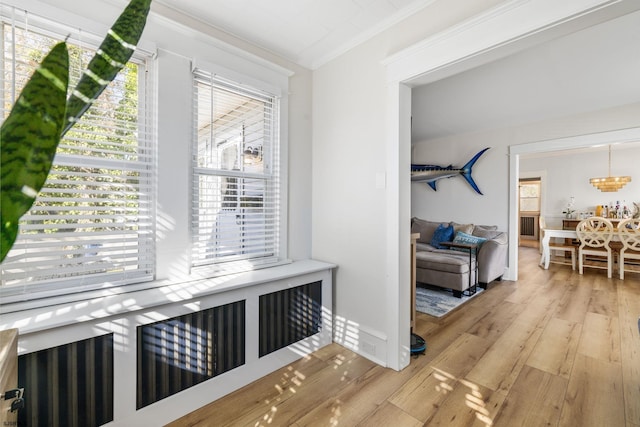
(450, 222, 474, 235)
(430, 224, 454, 249)
(451, 231, 487, 251)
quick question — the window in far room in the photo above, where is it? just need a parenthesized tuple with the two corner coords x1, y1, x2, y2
(518, 178, 541, 244)
(191, 70, 281, 274)
(519, 178, 541, 212)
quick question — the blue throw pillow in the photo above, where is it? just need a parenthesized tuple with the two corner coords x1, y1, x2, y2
(430, 224, 454, 249)
(451, 231, 487, 251)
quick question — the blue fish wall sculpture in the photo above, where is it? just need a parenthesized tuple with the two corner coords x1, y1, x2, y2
(411, 147, 490, 195)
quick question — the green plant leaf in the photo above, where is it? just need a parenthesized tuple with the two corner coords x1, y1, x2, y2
(1, 42, 69, 261)
(62, 0, 152, 136)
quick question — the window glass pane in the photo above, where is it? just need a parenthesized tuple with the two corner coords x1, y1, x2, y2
(193, 175, 274, 263)
(195, 80, 272, 175)
(520, 199, 539, 212)
(519, 182, 540, 212)
(1, 10, 154, 297)
(192, 72, 279, 270)
(519, 183, 539, 198)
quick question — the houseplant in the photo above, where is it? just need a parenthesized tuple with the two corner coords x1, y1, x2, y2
(562, 196, 576, 219)
(0, 0, 152, 262)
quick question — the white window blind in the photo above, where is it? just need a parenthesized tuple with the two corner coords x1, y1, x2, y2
(0, 6, 155, 300)
(192, 69, 280, 272)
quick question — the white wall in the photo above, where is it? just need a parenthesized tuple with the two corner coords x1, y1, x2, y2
(312, 0, 504, 366)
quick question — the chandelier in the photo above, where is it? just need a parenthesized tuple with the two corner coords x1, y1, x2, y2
(589, 145, 631, 192)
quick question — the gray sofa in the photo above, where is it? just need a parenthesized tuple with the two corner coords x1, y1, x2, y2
(411, 217, 508, 297)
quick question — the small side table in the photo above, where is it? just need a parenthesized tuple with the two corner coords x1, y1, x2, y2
(440, 242, 478, 296)
(410, 233, 419, 330)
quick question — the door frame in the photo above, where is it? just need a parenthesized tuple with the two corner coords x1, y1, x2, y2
(383, 0, 640, 371)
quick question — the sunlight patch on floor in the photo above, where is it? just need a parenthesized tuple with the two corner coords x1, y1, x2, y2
(432, 366, 494, 426)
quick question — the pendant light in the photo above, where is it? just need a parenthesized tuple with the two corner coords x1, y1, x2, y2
(589, 145, 631, 192)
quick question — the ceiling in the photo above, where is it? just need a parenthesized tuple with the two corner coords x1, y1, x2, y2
(155, 0, 434, 69)
(411, 10, 640, 142)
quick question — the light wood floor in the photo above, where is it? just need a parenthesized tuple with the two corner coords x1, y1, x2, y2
(167, 247, 640, 427)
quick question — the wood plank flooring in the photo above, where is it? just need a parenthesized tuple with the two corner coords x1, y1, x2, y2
(167, 247, 640, 427)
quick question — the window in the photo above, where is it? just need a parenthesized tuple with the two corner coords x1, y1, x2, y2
(192, 70, 280, 272)
(519, 179, 541, 212)
(0, 7, 155, 301)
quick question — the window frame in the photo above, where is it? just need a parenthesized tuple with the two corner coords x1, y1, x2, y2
(519, 179, 541, 213)
(0, 3, 292, 315)
(190, 68, 285, 276)
(0, 5, 157, 304)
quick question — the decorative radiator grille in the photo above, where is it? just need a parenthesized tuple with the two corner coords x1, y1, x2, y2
(14, 281, 325, 422)
(259, 281, 322, 357)
(17, 334, 114, 427)
(520, 215, 538, 239)
(136, 300, 245, 409)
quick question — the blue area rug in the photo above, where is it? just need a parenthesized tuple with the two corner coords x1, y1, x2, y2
(415, 285, 483, 317)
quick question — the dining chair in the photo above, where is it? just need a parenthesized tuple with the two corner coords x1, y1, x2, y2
(539, 216, 576, 270)
(618, 218, 640, 280)
(576, 217, 614, 278)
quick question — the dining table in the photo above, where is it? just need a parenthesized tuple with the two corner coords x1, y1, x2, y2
(539, 228, 579, 269)
(540, 225, 622, 270)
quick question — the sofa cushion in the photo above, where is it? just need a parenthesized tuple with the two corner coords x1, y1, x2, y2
(451, 231, 487, 250)
(472, 227, 501, 240)
(430, 224, 455, 249)
(475, 224, 498, 231)
(412, 217, 447, 244)
(416, 242, 435, 252)
(415, 251, 472, 274)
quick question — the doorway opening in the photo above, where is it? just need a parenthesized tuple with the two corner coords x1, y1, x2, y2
(519, 178, 541, 249)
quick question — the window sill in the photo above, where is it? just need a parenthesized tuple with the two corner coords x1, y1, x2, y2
(0, 259, 336, 335)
